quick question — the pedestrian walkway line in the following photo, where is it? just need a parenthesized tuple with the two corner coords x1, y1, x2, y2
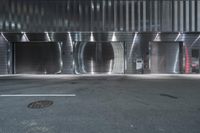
(0, 94, 76, 97)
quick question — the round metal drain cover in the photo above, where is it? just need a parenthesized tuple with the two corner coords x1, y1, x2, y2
(27, 100, 53, 109)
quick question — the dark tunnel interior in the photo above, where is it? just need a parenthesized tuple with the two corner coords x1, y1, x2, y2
(14, 42, 62, 74)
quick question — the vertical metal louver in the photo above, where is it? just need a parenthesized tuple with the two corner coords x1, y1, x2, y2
(0, 0, 200, 32)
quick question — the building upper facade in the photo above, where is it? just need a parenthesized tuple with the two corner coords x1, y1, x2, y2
(0, 0, 200, 32)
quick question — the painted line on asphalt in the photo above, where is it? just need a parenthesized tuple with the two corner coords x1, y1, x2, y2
(0, 94, 76, 97)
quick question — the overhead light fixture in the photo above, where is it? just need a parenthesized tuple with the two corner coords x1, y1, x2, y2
(90, 32, 95, 42)
(154, 32, 160, 41)
(108, 1, 112, 6)
(97, 3, 100, 10)
(45, 31, 51, 41)
(111, 32, 117, 42)
(1, 32, 8, 41)
(21, 32, 29, 41)
(174, 32, 181, 41)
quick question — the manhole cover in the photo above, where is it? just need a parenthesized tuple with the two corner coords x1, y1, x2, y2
(27, 100, 53, 109)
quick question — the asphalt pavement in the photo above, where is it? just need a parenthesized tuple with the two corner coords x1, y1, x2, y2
(0, 74, 200, 133)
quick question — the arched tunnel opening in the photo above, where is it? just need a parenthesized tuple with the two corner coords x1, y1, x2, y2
(83, 42, 114, 73)
(74, 42, 124, 74)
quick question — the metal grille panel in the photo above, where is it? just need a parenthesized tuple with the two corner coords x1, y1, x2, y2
(0, 0, 200, 32)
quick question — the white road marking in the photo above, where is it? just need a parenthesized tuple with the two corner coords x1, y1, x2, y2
(0, 94, 76, 97)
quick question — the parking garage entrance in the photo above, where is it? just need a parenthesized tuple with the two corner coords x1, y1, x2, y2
(74, 42, 124, 74)
(12, 42, 62, 74)
(149, 41, 184, 74)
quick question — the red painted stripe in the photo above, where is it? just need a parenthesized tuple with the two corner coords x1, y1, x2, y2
(185, 46, 190, 74)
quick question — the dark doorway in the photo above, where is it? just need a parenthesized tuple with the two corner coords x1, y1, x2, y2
(13, 42, 62, 74)
(149, 41, 183, 74)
